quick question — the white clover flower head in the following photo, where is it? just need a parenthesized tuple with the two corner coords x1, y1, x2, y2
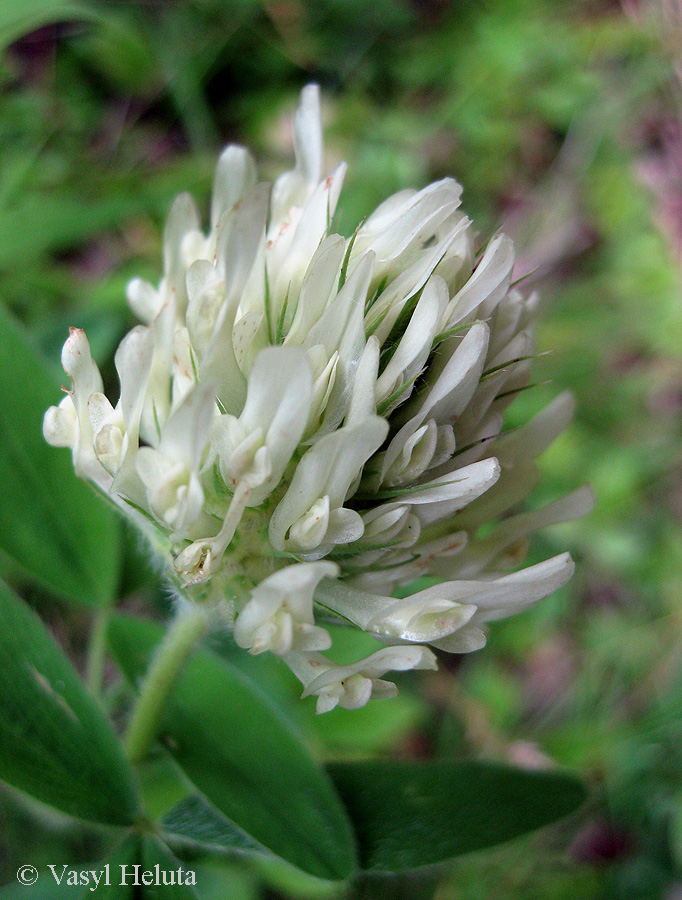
(44, 85, 593, 712)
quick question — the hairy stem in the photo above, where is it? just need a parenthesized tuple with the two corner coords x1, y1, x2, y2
(124, 604, 208, 763)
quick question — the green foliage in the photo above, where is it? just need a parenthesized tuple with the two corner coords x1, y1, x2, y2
(0, 0, 680, 897)
(0, 0, 97, 52)
(0, 579, 139, 825)
(162, 795, 262, 856)
(108, 615, 358, 882)
(139, 835, 200, 899)
(0, 304, 121, 606)
(329, 760, 586, 872)
(74, 835, 139, 900)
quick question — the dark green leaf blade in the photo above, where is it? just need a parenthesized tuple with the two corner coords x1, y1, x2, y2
(0, 871, 84, 899)
(78, 834, 140, 899)
(0, 839, 138, 899)
(0, 580, 140, 825)
(162, 795, 263, 856)
(108, 615, 357, 881)
(140, 835, 199, 898)
(0, 304, 121, 607)
(329, 759, 587, 872)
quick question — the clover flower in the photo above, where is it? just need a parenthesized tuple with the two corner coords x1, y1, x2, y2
(44, 85, 592, 712)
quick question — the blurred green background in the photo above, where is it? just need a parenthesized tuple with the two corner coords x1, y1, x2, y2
(1, 0, 682, 897)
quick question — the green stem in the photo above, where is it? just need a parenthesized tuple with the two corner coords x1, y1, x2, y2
(124, 604, 208, 763)
(85, 598, 114, 697)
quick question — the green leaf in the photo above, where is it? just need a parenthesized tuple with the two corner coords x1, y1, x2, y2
(162, 795, 262, 856)
(183, 862, 258, 900)
(329, 759, 587, 872)
(139, 835, 199, 898)
(0, 840, 139, 898)
(0, 304, 121, 607)
(137, 754, 192, 823)
(163, 798, 345, 900)
(0, 872, 84, 899)
(253, 856, 348, 900)
(108, 615, 357, 881)
(0, 836, 198, 898)
(61, 834, 196, 899)
(0, 580, 140, 825)
(76, 835, 140, 899)
(0, 0, 99, 51)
